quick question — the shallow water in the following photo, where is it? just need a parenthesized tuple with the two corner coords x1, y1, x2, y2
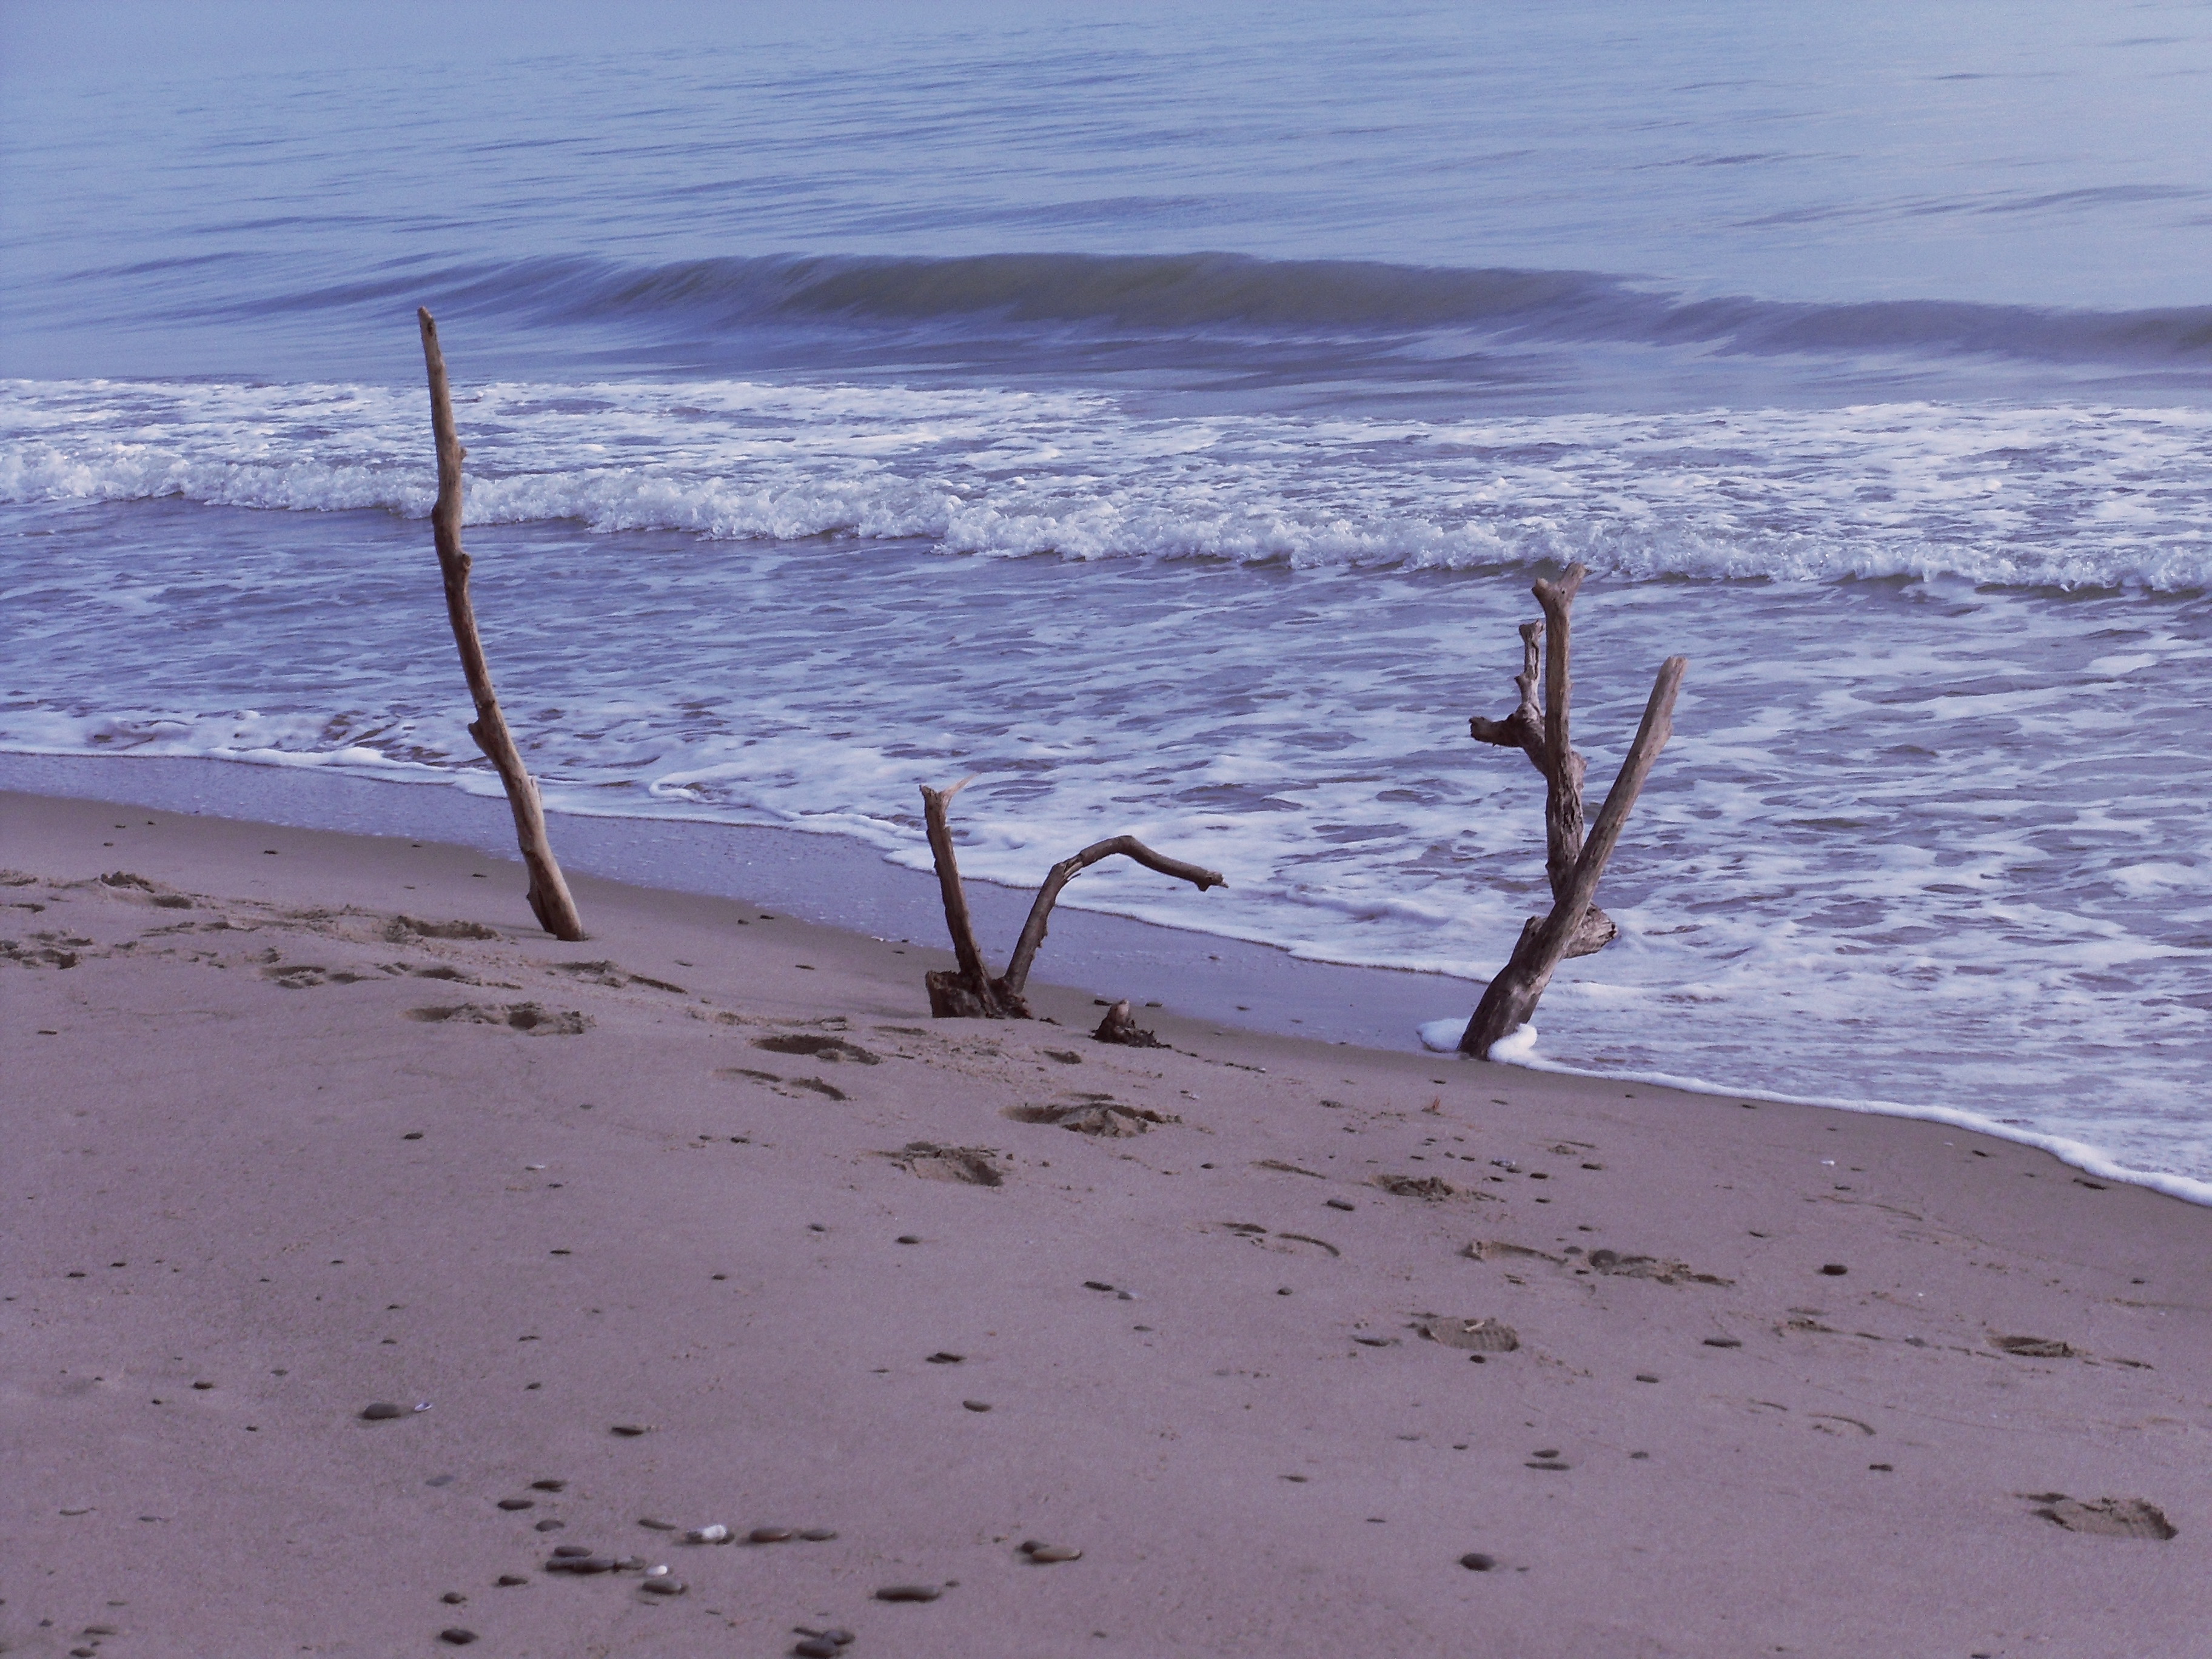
(3, 0, 2209, 1184)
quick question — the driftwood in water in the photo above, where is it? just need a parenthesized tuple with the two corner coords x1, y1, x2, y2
(417, 307, 586, 942)
(919, 781, 1224, 1019)
(1461, 566, 1686, 1057)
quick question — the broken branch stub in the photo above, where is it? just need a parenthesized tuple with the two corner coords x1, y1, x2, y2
(917, 783, 1225, 1019)
(1460, 652, 1687, 1058)
(417, 308, 585, 942)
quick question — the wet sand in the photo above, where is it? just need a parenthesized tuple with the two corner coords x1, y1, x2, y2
(4, 788, 2207, 1657)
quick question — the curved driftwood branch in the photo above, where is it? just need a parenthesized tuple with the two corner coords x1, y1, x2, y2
(417, 307, 585, 942)
(1461, 653, 1687, 1058)
(1002, 836, 1225, 996)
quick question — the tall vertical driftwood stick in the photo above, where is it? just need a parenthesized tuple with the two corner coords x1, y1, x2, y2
(919, 782, 1223, 1018)
(920, 778, 1023, 1018)
(1469, 563, 1616, 957)
(1460, 653, 1686, 1058)
(417, 307, 586, 942)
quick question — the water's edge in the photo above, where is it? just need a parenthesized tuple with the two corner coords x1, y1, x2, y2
(9, 749, 2204, 1208)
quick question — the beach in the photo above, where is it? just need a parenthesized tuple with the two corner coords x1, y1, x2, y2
(7, 786, 2205, 1658)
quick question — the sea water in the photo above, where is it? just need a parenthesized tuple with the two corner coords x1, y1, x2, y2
(3, 1, 2208, 1188)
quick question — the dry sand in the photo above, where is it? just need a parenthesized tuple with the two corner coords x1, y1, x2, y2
(4, 788, 2207, 1658)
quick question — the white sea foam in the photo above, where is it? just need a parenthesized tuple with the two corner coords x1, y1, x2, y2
(5, 378, 2211, 589)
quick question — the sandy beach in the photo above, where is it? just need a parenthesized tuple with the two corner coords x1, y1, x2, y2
(4, 786, 2207, 1658)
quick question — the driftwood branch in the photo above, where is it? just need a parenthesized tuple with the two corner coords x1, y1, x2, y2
(1467, 564, 1614, 958)
(918, 785, 1224, 1018)
(417, 307, 585, 942)
(920, 780, 1025, 1018)
(1003, 835, 1225, 996)
(1461, 653, 1687, 1058)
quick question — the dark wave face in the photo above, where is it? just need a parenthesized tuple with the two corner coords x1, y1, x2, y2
(362, 250, 2212, 361)
(104, 250, 2196, 412)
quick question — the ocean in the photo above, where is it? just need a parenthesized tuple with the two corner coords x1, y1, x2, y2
(4, 1, 2209, 1191)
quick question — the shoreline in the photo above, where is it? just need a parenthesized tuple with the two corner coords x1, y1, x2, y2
(5, 785, 2206, 1654)
(10, 749, 2208, 1208)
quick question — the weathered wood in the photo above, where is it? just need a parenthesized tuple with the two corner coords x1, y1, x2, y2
(417, 307, 585, 942)
(1460, 653, 1687, 1058)
(917, 785, 1224, 1019)
(1532, 565, 1587, 899)
(1467, 568, 1615, 959)
(919, 778, 1027, 1019)
(1002, 835, 1224, 996)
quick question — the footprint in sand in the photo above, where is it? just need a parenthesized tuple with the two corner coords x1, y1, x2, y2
(2026, 1494, 2176, 1540)
(406, 1003, 590, 1034)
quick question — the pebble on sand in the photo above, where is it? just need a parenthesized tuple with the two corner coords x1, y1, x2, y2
(437, 1631, 478, 1646)
(360, 1401, 408, 1420)
(876, 1583, 943, 1602)
(1023, 1542, 1083, 1563)
(749, 1526, 794, 1543)
(1460, 1552, 1496, 1572)
(963, 1399, 992, 1412)
(640, 1578, 688, 1596)
(609, 1423, 651, 1436)
(685, 1524, 730, 1543)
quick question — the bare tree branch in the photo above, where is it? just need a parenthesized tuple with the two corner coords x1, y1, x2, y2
(919, 780, 1025, 1019)
(1003, 836, 1225, 996)
(417, 307, 584, 942)
(1461, 653, 1687, 1057)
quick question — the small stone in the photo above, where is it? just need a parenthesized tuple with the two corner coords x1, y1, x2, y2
(799, 1527, 839, 1541)
(437, 1631, 478, 1647)
(545, 1555, 615, 1575)
(640, 1577, 687, 1596)
(876, 1583, 943, 1602)
(552, 1545, 593, 1558)
(794, 1643, 840, 1658)
(609, 1423, 649, 1436)
(440, 1591, 467, 1604)
(1460, 1552, 1496, 1572)
(1703, 1337, 1743, 1349)
(685, 1523, 729, 1544)
(360, 1401, 407, 1420)
(962, 1399, 991, 1412)
(534, 1518, 565, 1532)
(530, 1478, 567, 1492)
(925, 1352, 964, 1364)
(1635, 1373, 1660, 1383)
(498, 1497, 535, 1510)
(896, 1235, 921, 1244)
(749, 1526, 794, 1543)
(638, 1517, 679, 1530)
(1028, 1543, 1082, 1563)
(1326, 1198, 1355, 1211)
(1820, 1263, 1849, 1276)
(1084, 1280, 1114, 1292)
(495, 1575, 527, 1587)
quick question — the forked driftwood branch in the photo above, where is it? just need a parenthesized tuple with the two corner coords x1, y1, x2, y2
(417, 307, 585, 942)
(919, 780, 1224, 1019)
(1460, 564, 1685, 1057)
